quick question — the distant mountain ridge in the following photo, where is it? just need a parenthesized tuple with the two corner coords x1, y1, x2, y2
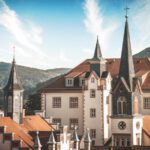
(134, 47, 150, 58)
(0, 47, 149, 99)
(0, 62, 70, 91)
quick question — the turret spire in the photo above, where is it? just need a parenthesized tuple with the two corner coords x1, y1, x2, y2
(119, 8, 135, 90)
(93, 36, 102, 60)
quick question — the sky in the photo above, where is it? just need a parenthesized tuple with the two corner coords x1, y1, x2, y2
(0, 0, 150, 69)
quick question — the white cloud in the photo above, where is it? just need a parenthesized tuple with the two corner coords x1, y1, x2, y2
(83, 0, 118, 53)
(0, 0, 52, 68)
(131, 0, 150, 52)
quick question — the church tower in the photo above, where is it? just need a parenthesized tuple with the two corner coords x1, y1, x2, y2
(3, 55, 24, 124)
(90, 36, 106, 77)
(111, 9, 143, 146)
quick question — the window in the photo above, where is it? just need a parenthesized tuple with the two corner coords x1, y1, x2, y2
(53, 118, 61, 125)
(106, 96, 109, 104)
(68, 79, 72, 85)
(117, 97, 127, 114)
(80, 78, 85, 86)
(126, 138, 130, 146)
(121, 139, 125, 146)
(91, 77, 95, 83)
(144, 97, 150, 109)
(65, 78, 74, 87)
(90, 89, 95, 98)
(69, 97, 78, 108)
(70, 118, 78, 130)
(136, 134, 140, 145)
(52, 97, 61, 108)
(107, 115, 109, 124)
(90, 129, 96, 138)
(114, 135, 131, 147)
(90, 108, 96, 118)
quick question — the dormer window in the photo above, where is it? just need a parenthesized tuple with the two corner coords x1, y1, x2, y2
(65, 78, 74, 87)
(91, 77, 95, 83)
(80, 78, 85, 87)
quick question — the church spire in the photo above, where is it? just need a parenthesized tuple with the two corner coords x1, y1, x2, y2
(119, 8, 135, 90)
(4, 47, 23, 91)
(3, 47, 23, 124)
(93, 36, 102, 60)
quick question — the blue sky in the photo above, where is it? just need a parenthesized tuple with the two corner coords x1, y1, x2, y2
(0, 0, 150, 69)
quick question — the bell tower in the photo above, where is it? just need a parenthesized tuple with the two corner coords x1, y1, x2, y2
(111, 7, 142, 147)
(3, 47, 24, 124)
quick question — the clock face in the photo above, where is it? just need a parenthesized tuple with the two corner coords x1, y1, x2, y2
(118, 121, 126, 130)
(136, 122, 140, 129)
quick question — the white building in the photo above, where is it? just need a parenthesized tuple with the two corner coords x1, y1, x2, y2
(39, 14, 150, 147)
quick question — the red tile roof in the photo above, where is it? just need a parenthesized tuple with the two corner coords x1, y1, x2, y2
(143, 116, 150, 138)
(40, 58, 150, 92)
(0, 117, 34, 149)
(0, 116, 54, 149)
(22, 115, 53, 132)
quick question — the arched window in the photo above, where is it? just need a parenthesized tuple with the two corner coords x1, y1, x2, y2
(117, 97, 127, 114)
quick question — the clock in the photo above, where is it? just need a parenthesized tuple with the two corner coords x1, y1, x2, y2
(118, 121, 126, 130)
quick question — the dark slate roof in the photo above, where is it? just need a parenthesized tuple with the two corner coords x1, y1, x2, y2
(119, 18, 135, 90)
(101, 71, 109, 79)
(3, 59, 23, 91)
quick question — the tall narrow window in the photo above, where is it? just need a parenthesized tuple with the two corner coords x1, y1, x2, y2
(69, 97, 78, 108)
(90, 108, 96, 118)
(52, 97, 61, 108)
(70, 118, 78, 130)
(90, 89, 95, 98)
(144, 97, 150, 109)
(117, 97, 127, 114)
(90, 129, 96, 138)
(91, 77, 95, 83)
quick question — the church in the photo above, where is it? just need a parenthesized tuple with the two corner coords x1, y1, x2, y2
(39, 10, 150, 148)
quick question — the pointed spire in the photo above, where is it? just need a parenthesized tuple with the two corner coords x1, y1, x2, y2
(93, 36, 102, 60)
(4, 47, 23, 91)
(119, 9, 135, 90)
(83, 128, 91, 143)
(47, 131, 56, 145)
(34, 131, 42, 150)
(71, 126, 79, 142)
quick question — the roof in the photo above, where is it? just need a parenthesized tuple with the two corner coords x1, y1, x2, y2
(0, 117, 34, 149)
(3, 59, 23, 91)
(0, 115, 54, 149)
(22, 115, 53, 132)
(142, 72, 150, 90)
(119, 18, 135, 90)
(143, 116, 150, 138)
(92, 37, 102, 60)
(39, 58, 150, 93)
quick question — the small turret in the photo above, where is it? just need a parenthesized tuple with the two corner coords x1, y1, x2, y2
(3, 48, 24, 124)
(71, 126, 80, 150)
(34, 131, 42, 150)
(47, 131, 56, 150)
(84, 128, 91, 150)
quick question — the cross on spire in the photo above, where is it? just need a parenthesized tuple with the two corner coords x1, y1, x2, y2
(13, 46, 16, 63)
(125, 7, 130, 19)
(13, 46, 15, 58)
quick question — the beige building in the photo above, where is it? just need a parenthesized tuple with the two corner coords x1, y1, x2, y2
(39, 14, 150, 148)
